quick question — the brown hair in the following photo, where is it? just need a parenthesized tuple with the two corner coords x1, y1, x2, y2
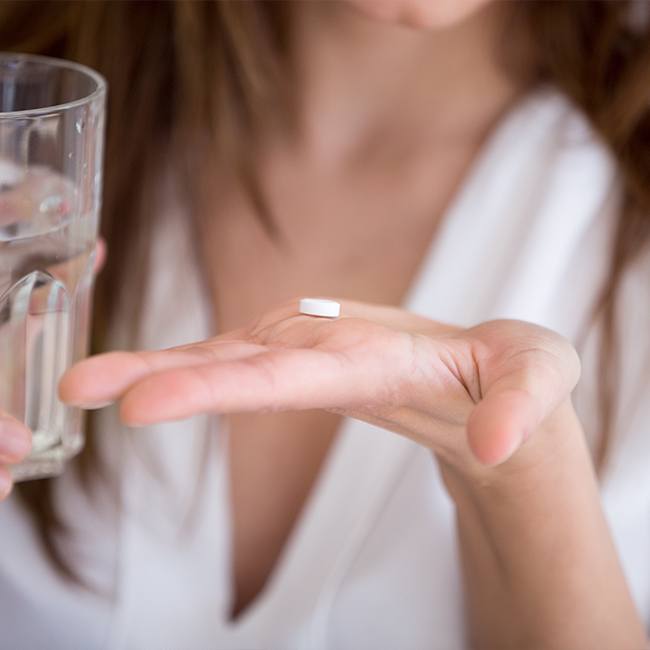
(0, 0, 648, 582)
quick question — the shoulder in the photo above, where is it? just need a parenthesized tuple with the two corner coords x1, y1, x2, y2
(501, 86, 616, 174)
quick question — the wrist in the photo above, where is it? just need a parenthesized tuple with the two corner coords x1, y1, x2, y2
(438, 399, 646, 650)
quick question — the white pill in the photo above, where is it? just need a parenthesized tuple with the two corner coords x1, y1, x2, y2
(299, 298, 341, 318)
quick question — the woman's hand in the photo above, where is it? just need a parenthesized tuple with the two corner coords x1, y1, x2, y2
(59, 299, 648, 647)
(59, 299, 580, 471)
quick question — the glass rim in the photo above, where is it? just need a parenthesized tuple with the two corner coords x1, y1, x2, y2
(0, 52, 106, 119)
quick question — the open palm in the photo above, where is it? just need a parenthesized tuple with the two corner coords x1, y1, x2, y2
(59, 299, 580, 466)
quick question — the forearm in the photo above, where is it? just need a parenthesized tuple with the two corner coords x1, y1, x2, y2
(439, 401, 646, 650)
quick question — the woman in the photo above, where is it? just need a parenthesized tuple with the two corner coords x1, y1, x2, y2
(0, 1, 648, 648)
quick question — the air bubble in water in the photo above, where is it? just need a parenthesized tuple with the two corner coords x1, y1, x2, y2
(39, 195, 65, 214)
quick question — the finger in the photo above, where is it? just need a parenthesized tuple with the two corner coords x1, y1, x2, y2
(0, 416, 32, 464)
(0, 465, 14, 499)
(467, 346, 580, 466)
(467, 389, 540, 465)
(94, 238, 107, 274)
(59, 341, 267, 408)
(119, 347, 378, 426)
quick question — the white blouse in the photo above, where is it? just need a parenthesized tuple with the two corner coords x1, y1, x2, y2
(1, 88, 649, 650)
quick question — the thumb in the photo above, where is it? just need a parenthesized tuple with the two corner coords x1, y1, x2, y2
(94, 238, 107, 274)
(466, 345, 580, 466)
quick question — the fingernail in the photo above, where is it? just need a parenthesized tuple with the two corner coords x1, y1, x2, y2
(0, 423, 32, 461)
(84, 400, 113, 410)
(67, 399, 113, 410)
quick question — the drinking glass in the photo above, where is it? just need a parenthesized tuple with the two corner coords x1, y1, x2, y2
(0, 53, 106, 480)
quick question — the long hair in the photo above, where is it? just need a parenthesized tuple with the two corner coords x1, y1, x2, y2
(0, 0, 648, 582)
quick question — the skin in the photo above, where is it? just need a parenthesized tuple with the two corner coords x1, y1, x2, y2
(3, 0, 648, 646)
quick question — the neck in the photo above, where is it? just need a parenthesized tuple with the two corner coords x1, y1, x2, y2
(286, 2, 525, 161)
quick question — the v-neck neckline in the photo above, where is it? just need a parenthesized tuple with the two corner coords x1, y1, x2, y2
(218, 417, 416, 642)
(214, 89, 560, 641)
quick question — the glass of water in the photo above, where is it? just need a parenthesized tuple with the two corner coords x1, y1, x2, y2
(0, 53, 106, 481)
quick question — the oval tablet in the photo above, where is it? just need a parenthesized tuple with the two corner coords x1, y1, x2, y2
(299, 298, 341, 318)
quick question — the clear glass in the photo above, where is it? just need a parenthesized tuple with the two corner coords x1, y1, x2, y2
(0, 53, 106, 480)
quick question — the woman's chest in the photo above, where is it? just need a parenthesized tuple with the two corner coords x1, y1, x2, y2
(205, 211, 438, 334)
(200, 141, 477, 332)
